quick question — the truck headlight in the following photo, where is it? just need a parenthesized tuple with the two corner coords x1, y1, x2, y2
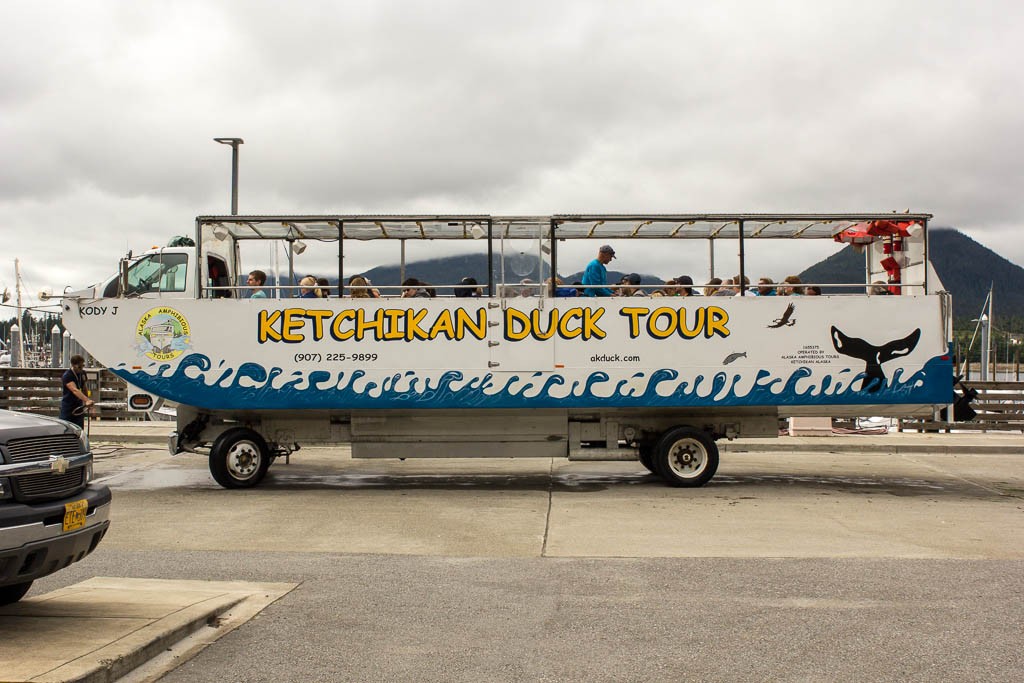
(72, 424, 90, 455)
(0, 477, 10, 499)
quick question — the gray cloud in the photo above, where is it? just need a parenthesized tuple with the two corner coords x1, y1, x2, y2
(1, 0, 1022, 302)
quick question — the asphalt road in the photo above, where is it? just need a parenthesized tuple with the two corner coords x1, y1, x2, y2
(30, 445, 1024, 682)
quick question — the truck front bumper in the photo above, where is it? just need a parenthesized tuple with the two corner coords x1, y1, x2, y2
(0, 484, 111, 587)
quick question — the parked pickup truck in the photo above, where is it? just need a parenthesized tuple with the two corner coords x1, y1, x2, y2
(0, 409, 111, 605)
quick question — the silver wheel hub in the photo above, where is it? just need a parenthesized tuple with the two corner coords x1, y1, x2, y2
(667, 438, 706, 478)
(226, 441, 261, 480)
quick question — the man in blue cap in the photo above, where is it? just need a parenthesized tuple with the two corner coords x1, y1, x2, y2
(582, 244, 616, 297)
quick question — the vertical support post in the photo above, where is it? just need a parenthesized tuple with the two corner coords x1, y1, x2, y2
(337, 221, 344, 298)
(195, 217, 204, 299)
(737, 220, 746, 295)
(708, 238, 715, 280)
(230, 144, 240, 215)
(549, 219, 558, 297)
(486, 219, 494, 298)
(10, 324, 21, 368)
(213, 138, 244, 215)
(62, 329, 71, 367)
(865, 239, 872, 294)
(922, 216, 929, 294)
(287, 243, 295, 298)
(399, 240, 406, 286)
(50, 326, 61, 368)
(980, 314, 989, 381)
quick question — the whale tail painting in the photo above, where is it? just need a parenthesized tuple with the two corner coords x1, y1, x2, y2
(830, 326, 921, 393)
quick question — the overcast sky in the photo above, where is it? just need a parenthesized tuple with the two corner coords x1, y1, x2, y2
(2, 0, 1022, 309)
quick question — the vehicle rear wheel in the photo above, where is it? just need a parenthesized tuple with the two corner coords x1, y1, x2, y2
(653, 426, 719, 487)
(209, 427, 270, 489)
(0, 581, 33, 606)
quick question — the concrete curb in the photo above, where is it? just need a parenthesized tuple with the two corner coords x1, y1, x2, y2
(0, 578, 296, 683)
(719, 441, 1021, 455)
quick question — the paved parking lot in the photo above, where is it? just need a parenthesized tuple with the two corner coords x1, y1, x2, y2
(11, 442, 1024, 681)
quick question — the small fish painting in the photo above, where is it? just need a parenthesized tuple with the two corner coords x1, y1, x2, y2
(722, 351, 747, 365)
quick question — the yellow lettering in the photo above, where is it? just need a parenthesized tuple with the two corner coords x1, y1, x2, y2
(405, 308, 431, 341)
(304, 309, 332, 341)
(330, 310, 355, 340)
(619, 307, 648, 339)
(383, 309, 405, 340)
(557, 308, 583, 339)
(582, 307, 606, 340)
(355, 309, 385, 341)
(530, 309, 556, 340)
(705, 306, 730, 338)
(429, 309, 457, 339)
(647, 307, 677, 339)
(678, 307, 704, 339)
(258, 310, 282, 343)
(456, 308, 487, 340)
(282, 308, 306, 342)
(504, 308, 531, 341)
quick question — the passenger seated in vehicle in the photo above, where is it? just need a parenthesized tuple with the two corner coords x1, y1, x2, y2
(869, 281, 892, 295)
(348, 275, 379, 298)
(674, 275, 694, 297)
(778, 275, 803, 296)
(299, 275, 320, 298)
(519, 278, 539, 297)
(454, 277, 482, 298)
(703, 277, 722, 296)
(804, 285, 822, 296)
(712, 278, 736, 296)
(401, 278, 422, 297)
(401, 278, 433, 298)
(547, 276, 577, 297)
(316, 277, 332, 297)
(619, 273, 646, 296)
(756, 277, 776, 296)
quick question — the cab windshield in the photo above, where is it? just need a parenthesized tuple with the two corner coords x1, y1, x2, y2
(104, 253, 189, 297)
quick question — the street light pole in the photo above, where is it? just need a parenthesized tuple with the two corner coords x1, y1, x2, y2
(213, 137, 244, 215)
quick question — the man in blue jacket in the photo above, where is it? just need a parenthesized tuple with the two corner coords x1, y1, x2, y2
(582, 244, 616, 297)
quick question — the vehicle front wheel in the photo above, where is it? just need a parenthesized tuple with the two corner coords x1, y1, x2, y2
(209, 427, 271, 489)
(652, 426, 719, 487)
(0, 581, 33, 606)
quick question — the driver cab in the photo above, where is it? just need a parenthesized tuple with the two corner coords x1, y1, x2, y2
(102, 248, 191, 298)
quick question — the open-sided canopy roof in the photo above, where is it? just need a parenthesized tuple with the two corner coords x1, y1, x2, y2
(197, 213, 932, 242)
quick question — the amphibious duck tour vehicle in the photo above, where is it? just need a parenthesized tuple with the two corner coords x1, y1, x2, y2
(62, 213, 952, 488)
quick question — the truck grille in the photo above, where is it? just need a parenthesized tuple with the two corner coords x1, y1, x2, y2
(14, 468, 87, 500)
(5, 434, 87, 501)
(6, 434, 83, 462)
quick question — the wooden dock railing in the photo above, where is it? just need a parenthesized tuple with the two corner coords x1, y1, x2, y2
(899, 381, 1024, 433)
(0, 367, 137, 421)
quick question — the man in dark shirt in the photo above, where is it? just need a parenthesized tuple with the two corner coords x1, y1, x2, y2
(60, 354, 94, 428)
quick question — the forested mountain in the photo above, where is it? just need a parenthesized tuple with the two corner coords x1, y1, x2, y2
(799, 228, 1024, 324)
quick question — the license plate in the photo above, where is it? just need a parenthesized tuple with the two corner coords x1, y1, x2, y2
(63, 499, 88, 532)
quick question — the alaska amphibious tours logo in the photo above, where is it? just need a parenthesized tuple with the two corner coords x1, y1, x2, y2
(136, 306, 191, 361)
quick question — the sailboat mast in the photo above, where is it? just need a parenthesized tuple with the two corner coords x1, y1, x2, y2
(14, 258, 24, 365)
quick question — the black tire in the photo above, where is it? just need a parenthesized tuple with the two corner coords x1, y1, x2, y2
(638, 445, 658, 474)
(652, 426, 719, 487)
(0, 581, 33, 606)
(209, 427, 271, 489)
